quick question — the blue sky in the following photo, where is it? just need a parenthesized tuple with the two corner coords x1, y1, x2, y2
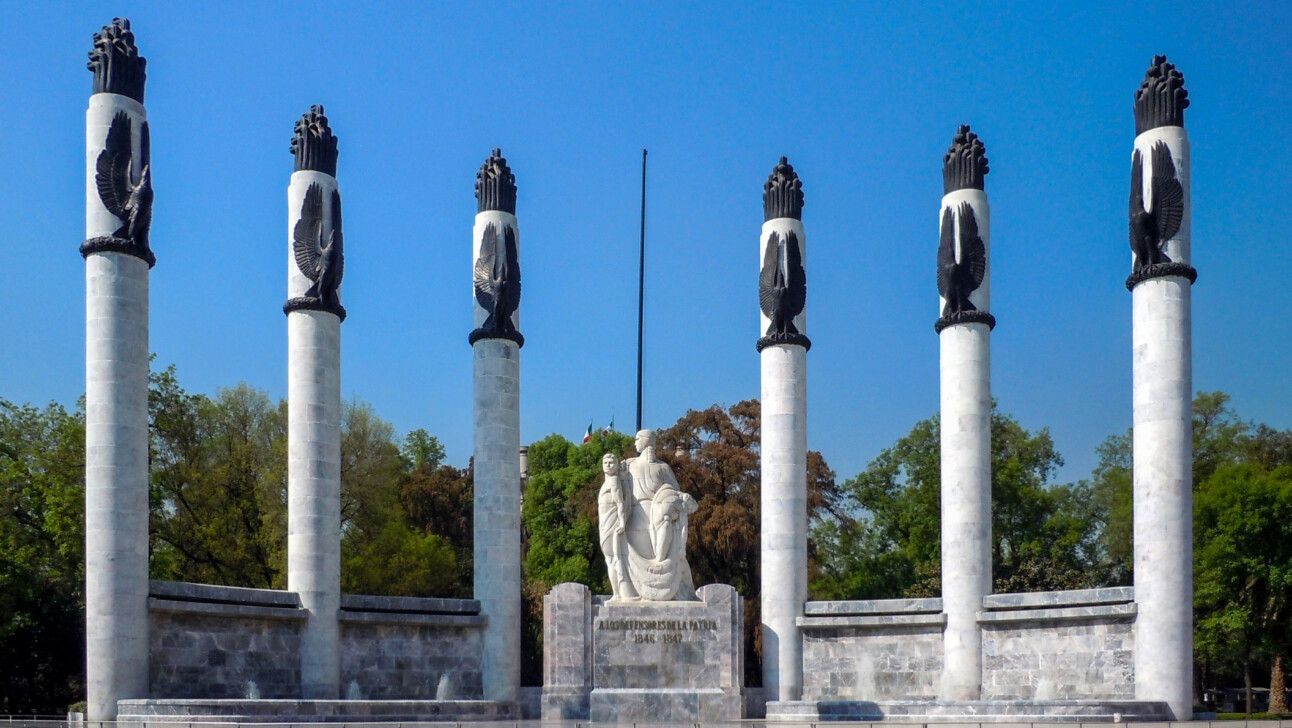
(2, 2, 1289, 485)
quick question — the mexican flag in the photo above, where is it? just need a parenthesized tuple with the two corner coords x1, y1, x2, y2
(582, 421, 593, 443)
(603, 416, 614, 434)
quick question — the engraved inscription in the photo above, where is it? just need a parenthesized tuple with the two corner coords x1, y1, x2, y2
(598, 618, 718, 643)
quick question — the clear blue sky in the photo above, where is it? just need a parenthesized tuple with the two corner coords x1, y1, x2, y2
(3, 2, 1289, 485)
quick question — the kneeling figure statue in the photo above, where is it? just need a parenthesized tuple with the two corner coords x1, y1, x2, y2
(598, 429, 698, 601)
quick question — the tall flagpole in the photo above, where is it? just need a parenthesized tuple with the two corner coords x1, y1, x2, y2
(636, 149, 647, 432)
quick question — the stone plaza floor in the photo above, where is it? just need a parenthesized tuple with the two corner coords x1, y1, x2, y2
(6, 719, 1292, 728)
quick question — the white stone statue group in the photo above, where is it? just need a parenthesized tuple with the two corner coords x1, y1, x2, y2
(598, 429, 699, 602)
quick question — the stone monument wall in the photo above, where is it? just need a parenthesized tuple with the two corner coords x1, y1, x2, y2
(979, 587, 1136, 701)
(147, 581, 486, 701)
(148, 581, 305, 699)
(338, 594, 487, 700)
(800, 598, 945, 701)
(798, 588, 1135, 702)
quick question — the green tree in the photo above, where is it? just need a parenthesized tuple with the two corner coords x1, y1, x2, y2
(337, 401, 463, 597)
(1088, 391, 1254, 585)
(148, 369, 466, 598)
(401, 429, 446, 471)
(519, 429, 633, 685)
(149, 372, 287, 588)
(0, 399, 87, 713)
(1088, 431, 1133, 585)
(522, 431, 632, 591)
(401, 461, 473, 590)
(814, 407, 1095, 600)
(1194, 464, 1292, 714)
(1, 364, 473, 709)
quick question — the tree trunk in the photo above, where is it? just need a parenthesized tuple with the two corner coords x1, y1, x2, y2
(1245, 659, 1253, 715)
(1271, 655, 1288, 715)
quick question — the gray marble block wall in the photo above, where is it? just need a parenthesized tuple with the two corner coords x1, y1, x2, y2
(980, 587, 1136, 701)
(148, 582, 304, 699)
(799, 598, 945, 701)
(339, 620, 484, 700)
(798, 588, 1136, 703)
(147, 581, 486, 702)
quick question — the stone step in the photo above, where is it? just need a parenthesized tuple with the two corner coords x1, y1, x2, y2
(766, 699, 1171, 723)
(116, 699, 519, 723)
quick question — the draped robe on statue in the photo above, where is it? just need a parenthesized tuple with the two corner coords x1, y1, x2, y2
(598, 449, 698, 602)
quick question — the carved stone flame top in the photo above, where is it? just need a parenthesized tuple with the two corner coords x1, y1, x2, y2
(476, 148, 517, 214)
(763, 156, 803, 221)
(943, 125, 988, 194)
(1134, 55, 1189, 135)
(88, 18, 146, 103)
(291, 105, 339, 177)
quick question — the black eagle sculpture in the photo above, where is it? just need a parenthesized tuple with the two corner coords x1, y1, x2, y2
(760, 230, 806, 335)
(937, 202, 986, 318)
(470, 222, 523, 346)
(92, 110, 153, 263)
(1129, 141, 1183, 273)
(757, 230, 809, 351)
(292, 183, 345, 314)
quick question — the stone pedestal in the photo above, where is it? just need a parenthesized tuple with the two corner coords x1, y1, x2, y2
(542, 584, 744, 723)
(84, 90, 151, 722)
(541, 583, 593, 720)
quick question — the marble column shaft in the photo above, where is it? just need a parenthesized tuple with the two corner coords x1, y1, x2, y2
(938, 187, 991, 702)
(1131, 125, 1193, 722)
(286, 170, 342, 699)
(85, 91, 151, 722)
(473, 209, 522, 703)
(759, 216, 808, 702)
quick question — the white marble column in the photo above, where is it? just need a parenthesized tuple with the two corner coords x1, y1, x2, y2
(472, 150, 522, 704)
(285, 108, 343, 699)
(84, 89, 151, 723)
(758, 158, 808, 703)
(937, 127, 993, 702)
(1130, 56, 1194, 722)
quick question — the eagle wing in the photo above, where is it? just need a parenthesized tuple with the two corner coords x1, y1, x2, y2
(292, 183, 323, 280)
(758, 230, 782, 318)
(474, 222, 499, 311)
(95, 111, 133, 218)
(957, 202, 987, 291)
(328, 189, 344, 286)
(1150, 141, 1183, 245)
(501, 224, 521, 314)
(783, 230, 806, 317)
(936, 206, 955, 298)
(138, 120, 150, 182)
(1129, 147, 1144, 249)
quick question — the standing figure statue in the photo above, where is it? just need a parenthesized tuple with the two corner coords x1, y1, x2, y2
(598, 453, 636, 601)
(597, 429, 698, 602)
